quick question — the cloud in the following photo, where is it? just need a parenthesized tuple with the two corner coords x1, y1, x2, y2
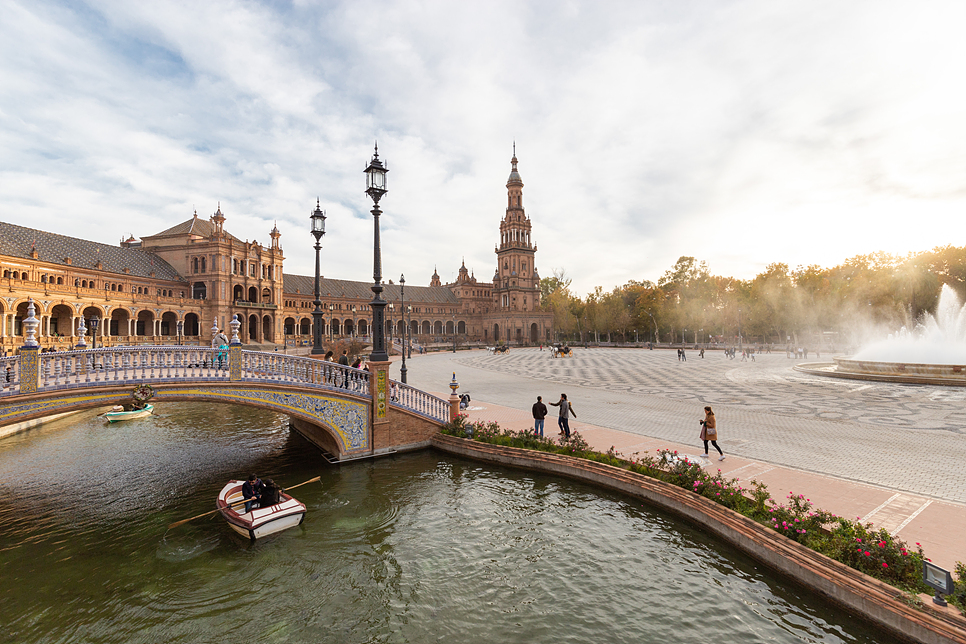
(1, 0, 966, 297)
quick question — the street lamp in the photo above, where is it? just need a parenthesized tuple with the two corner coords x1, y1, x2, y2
(364, 143, 389, 363)
(328, 303, 334, 341)
(388, 302, 394, 347)
(452, 312, 456, 353)
(89, 315, 100, 350)
(351, 305, 357, 340)
(177, 320, 184, 346)
(310, 199, 327, 355)
(400, 273, 408, 384)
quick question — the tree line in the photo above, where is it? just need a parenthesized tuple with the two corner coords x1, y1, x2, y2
(539, 245, 966, 349)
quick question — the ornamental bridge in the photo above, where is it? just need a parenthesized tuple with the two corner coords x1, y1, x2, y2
(0, 343, 452, 460)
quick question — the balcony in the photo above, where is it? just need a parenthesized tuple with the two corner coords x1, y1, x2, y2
(234, 300, 278, 310)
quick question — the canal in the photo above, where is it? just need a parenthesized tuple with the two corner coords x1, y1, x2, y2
(0, 403, 901, 643)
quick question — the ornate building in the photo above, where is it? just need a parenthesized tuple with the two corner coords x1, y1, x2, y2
(0, 151, 551, 352)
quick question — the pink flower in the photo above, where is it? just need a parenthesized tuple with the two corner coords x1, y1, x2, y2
(864, 551, 870, 557)
(882, 563, 888, 568)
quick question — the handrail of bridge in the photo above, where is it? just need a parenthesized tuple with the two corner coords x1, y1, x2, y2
(388, 381, 449, 422)
(0, 347, 371, 398)
(0, 356, 19, 395)
(33, 347, 228, 393)
(239, 351, 370, 397)
(2, 346, 452, 426)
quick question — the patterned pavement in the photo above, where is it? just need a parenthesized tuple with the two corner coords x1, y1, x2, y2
(396, 348, 966, 505)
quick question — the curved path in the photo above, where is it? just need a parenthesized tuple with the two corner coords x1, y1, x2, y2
(396, 348, 966, 504)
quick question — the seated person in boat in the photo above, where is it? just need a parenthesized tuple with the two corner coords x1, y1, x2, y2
(241, 474, 264, 513)
(259, 479, 281, 507)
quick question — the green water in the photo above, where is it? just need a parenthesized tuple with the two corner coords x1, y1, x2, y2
(0, 403, 901, 643)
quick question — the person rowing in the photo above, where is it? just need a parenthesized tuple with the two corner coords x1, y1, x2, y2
(242, 474, 263, 513)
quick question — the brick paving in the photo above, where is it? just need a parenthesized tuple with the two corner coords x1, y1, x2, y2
(395, 347, 966, 571)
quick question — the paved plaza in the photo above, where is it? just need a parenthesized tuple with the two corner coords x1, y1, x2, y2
(394, 347, 966, 570)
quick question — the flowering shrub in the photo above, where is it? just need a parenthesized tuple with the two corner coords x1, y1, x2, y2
(439, 419, 966, 605)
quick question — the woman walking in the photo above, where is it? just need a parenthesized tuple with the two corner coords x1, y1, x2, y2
(699, 406, 725, 461)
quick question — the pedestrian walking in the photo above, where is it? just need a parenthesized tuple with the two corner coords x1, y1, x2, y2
(550, 393, 576, 438)
(699, 405, 724, 461)
(532, 395, 548, 437)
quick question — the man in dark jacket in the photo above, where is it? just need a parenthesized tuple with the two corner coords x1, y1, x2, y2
(532, 396, 548, 437)
(241, 474, 263, 513)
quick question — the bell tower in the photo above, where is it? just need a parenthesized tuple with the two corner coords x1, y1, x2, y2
(494, 145, 539, 314)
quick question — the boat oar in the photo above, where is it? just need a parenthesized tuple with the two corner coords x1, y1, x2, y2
(166, 476, 321, 530)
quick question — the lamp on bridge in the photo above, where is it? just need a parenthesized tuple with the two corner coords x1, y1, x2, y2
(310, 199, 327, 356)
(89, 315, 100, 351)
(364, 143, 389, 363)
(400, 274, 407, 384)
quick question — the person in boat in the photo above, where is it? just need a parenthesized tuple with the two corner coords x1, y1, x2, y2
(259, 478, 281, 507)
(241, 474, 264, 513)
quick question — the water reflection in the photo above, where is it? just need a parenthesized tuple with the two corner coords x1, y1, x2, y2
(0, 403, 901, 643)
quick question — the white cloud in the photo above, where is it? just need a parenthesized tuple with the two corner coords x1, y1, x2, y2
(1, 0, 965, 297)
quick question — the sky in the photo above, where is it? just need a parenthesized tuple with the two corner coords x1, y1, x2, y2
(2, 0, 965, 297)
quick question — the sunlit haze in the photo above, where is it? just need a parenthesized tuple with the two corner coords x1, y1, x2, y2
(2, 0, 965, 295)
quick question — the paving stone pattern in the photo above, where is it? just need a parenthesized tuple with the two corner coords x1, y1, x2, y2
(399, 348, 966, 505)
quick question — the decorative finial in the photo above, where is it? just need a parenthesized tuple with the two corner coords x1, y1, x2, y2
(374, 141, 379, 157)
(513, 140, 516, 156)
(229, 314, 241, 344)
(23, 298, 39, 348)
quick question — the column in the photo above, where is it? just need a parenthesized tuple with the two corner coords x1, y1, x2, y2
(128, 318, 133, 337)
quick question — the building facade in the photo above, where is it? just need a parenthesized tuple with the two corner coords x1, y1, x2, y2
(0, 153, 551, 352)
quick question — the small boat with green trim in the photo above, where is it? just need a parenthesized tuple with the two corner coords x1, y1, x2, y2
(104, 403, 154, 422)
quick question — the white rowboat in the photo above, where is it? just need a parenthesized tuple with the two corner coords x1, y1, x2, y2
(215, 480, 306, 540)
(103, 404, 154, 422)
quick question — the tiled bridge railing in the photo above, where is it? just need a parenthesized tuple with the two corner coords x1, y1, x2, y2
(0, 346, 449, 423)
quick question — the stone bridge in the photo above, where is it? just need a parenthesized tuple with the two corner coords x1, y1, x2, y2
(0, 343, 451, 460)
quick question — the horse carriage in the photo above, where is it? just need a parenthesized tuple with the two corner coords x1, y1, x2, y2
(488, 345, 510, 354)
(552, 345, 574, 358)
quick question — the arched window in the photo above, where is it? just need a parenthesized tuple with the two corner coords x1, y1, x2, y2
(200, 257, 206, 273)
(57, 277, 63, 285)
(192, 257, 199, 273)
(116, 283, 122, 291)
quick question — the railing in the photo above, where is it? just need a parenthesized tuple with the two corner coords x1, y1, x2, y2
(0, 356, 19, 395)
(39, 347, 228, 391)
(240, 351, 369, 396)
(2, 345, 452, 425)
(389, 381, 449, 422)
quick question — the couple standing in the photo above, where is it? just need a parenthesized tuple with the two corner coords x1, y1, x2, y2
(532, 394, 577, 438)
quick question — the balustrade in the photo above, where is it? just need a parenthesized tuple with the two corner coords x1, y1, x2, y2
(389, 381, 449, 422)
(2, 346, 448, 424)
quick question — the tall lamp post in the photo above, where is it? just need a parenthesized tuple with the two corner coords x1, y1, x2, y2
(89, 315, 100, 350)
(310, 199, 327, 355)
(177, 320, 184, 346)
(364, 143, 389, 363)
(388, 303, 394, 348)
(351, 305, 357, 340)
(400, 274, 408, 383)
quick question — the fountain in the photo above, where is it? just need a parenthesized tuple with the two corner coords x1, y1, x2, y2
(800, 284, 966, 385)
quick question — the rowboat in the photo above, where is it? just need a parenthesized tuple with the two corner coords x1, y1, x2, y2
(215, 480, 306, 540)
(103, 404, 154, 422)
